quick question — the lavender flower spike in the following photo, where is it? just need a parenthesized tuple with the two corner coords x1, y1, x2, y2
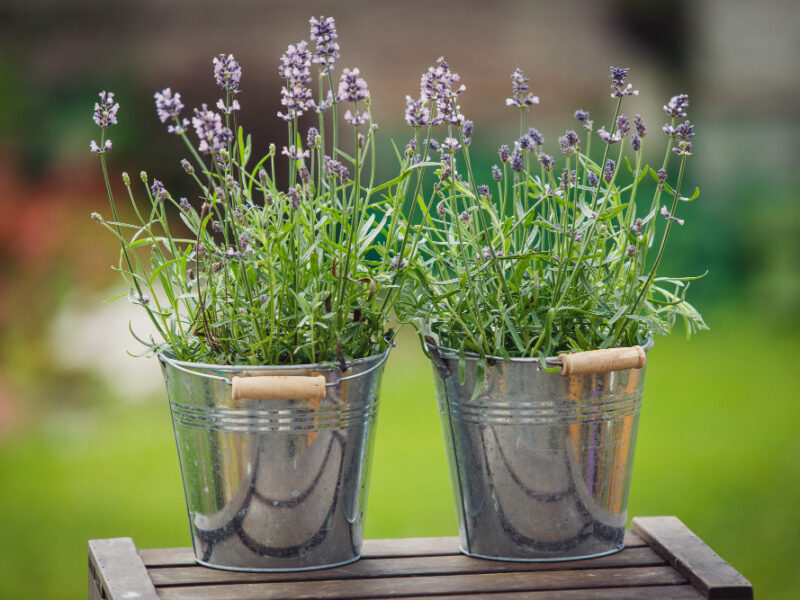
(420, 57, 466, 125)
(506, 68, 540, 108)
(309, 16, 340, 74)
(609, 66, 639, 98)
(93, 91, 119, 129)
(90, 139, 113, 154)
(574, 109, 593, 132)
(278, 41, 312, 121)
(404, 95, 429, 126)
(338, 68, 369, 102)
(664, 94, 689, 119)
(213, 54, 242, 92)
(154, 88, 190, 134)
(192, 104, 233, 153)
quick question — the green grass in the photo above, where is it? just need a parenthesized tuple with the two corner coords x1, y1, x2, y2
(0, 310, 797, 598)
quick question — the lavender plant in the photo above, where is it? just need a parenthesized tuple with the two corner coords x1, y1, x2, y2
(395, 61, 706, 362)
(90, 16, 409, 366)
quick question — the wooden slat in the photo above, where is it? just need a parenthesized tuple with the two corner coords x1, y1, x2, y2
(362, 585, 706, 599)
(140, 532, 646, 567)
(632, 516, 753, 600)
(149, 547, 665, 587)
(157, 566, 687, 600)
(88, 538, 160, 600)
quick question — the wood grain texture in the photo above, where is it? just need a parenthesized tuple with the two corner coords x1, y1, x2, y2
(148, 547, 665, 587)
(88, 537, 159, 600)
(632, 516, 753, 600)
(361, 585, 706, 600)
(156, 566, 687, 600)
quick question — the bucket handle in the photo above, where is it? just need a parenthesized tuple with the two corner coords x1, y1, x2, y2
(159, 341, 393, 399)
(557, 345, 645, 377)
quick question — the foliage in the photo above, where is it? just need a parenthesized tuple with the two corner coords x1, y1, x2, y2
(90, 17, 414, 366)
(395, 62, 707, 359)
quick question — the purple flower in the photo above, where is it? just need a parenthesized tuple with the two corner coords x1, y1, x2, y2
(154, 88, 189, 134)
(587, 171, 599, 187)
(429, 138, 441, 154)
(390, 254, 408, 270)
(491, 164, 502, 181)
(239, 232, 252, 254)
(213, 54, 242, 92)
(631, 217, 644, 235)
(675, 120, 695, 140)
(281, 145, 311, 160)
(538, 153, 555, 171)
(215, 98, 241, 115)
(609, 66, 638, 97)
(441, 137, 461, 154)
(574, 109, 593, 132)
(151, 179, 169, 203)
(603, 158, 616, 183)
(419, 57, 466, 125)
(404, 95, 430, 127)
(299, 164, 311, 184)
(559, 168, 576, 189)
(597, 125, 621, 145)
(344, 109, 369, 126)
(89, 139, 112, 154)
(616, 115, 631, 138)
(498, 144, 510, 163)
(92, 91, 119, 129)
(181, 159, 194, 174)
(657, 168, 668, 188)
(309, 16, 340, 74)
(559, 130, 580, 156)
(462, 119, 473, 145)
(288, 187, 301, 210)
(477, 184, 491, 200)
(323, 155, 350, 181)
(179, 197, 191, 210)
(631, 134, 642, 151)
(510, 146, 524, 172)
(192, 104, 233, 153)
(634, 114, 646, 137)
(459, 210, 472, 225)
(506, 68, 540, 108)
(404, 139, 417, 158)
(436, 201, 447, 218)
(527, 128, 544, 147)
(673, 140, 693, 156)
(664, 94, 689, 119)
(278, 41, 312, 121)
(661, 205, 684, 226)
(338, 67, 369, 102)
(627, 244, 637, 257)
(306, 127, 319, 149)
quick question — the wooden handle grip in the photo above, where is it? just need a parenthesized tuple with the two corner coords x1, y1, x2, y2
(558, 346, 646, 377)
(231, 375, 327, 400)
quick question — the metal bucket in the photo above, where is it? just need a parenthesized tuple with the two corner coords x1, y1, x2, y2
(428, 341, 651, 561)
(158, 348, 389, 571)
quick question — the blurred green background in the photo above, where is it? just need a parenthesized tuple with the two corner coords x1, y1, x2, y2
(1, 0, 799, 598)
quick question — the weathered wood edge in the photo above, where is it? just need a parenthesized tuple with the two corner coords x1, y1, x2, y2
(632, 516, 753, 600)
(89, 537, 159, 600)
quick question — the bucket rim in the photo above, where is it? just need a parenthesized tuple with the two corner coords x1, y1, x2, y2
(426, 335, 654, 364)
(158, 347, 389, 375)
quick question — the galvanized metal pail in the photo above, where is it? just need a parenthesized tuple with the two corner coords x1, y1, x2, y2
(428, 341, 651, 561)
(158, 349, 389, 572)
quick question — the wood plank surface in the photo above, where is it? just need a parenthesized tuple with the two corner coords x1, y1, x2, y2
(156, 566, 688, 600)
(88, 537, 159, 600)
(361, 585, 706, 600)
(632, 516, 753, 600)
(148, 547, 665, 587)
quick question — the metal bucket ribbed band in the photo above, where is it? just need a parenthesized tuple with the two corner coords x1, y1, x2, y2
(450, 391, 641, 425)
(169, 401, 379, 432)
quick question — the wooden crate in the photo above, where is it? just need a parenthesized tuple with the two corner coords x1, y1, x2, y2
(88, 516, 752, 599)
